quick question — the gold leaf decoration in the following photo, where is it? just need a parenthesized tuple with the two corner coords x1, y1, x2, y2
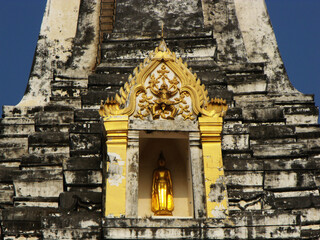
(99, 39, 227, 120)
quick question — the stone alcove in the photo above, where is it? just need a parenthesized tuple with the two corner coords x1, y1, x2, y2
(99, 39, 228, 219)
(138, 131, 193, 217)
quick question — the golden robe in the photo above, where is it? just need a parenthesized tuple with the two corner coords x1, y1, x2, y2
(151, 167, 174, 215)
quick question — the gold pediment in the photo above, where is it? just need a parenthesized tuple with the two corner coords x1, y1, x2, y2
(99, 39, 227, 120)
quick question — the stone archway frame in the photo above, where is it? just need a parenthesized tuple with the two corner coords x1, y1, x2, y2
(99, 39, 229, 218)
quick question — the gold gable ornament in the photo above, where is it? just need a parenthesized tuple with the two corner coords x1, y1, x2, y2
(100, 38, 229, 219)
(99, 39, 228, 120)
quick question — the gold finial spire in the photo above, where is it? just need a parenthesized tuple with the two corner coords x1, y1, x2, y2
(161, 23, 164, 40)
(158, 22, 167, 52)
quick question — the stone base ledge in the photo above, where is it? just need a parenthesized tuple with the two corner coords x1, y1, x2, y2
(101, 213, 304, 239)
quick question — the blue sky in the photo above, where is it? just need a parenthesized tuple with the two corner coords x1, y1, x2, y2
(266, 0, 320, 111)
(0, 0, 46, 116)
(0, 0, 319, 118)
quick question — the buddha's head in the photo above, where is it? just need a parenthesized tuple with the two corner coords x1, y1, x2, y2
(158, 152, 166, 167)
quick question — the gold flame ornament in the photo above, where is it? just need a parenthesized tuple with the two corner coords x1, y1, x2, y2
(151, 153, 174, 216)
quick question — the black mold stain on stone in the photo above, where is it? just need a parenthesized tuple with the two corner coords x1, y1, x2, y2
(12, 108, 22, 115)
(208, 176, 226, 203)
(80, 0, 94, 15)
(25, 35, 50, 96)
(27, 106, 43, 115)
(23, 82, 31, 96)
(114, 0, 204, 34)
(80, 26, 95, 46)
(64, 1, 96, 69)
(218, 195, 224, 202)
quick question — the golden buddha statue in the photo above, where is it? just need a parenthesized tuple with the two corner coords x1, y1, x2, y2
(151, 153, 174, 216)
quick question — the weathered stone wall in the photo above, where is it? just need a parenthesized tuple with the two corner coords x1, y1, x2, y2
(113, 0, 204, 34)
(18, 0, 100, 107)
(1, 0, 320, 239)
(0, 1, 103, 239)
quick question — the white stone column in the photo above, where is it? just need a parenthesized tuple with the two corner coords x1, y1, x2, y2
(189, 132, 206, 218)
(126, 130, 140, 217)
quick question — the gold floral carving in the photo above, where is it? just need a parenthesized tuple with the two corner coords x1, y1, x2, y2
(134, 64, 194, 120)
(99, 40, 228, 120)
